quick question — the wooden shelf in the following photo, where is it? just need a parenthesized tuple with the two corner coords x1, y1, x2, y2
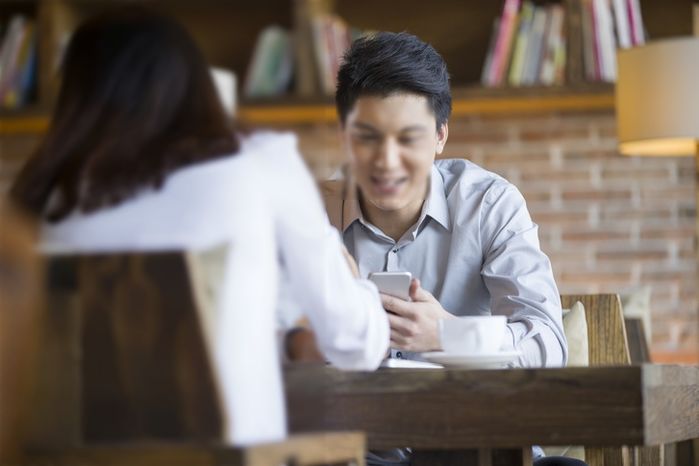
(0, 86, 615, 135)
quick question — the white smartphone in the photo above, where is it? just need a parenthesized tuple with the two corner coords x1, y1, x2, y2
(368, 271, 412, 301)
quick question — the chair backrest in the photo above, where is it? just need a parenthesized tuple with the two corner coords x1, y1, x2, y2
(0, 203, 41, 461)
(561, 294, 631, 366)
(46, 252, 224, 443)
(561, 294, 633, 466)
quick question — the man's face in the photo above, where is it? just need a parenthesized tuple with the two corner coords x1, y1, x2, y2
(343, 93, 448, 220)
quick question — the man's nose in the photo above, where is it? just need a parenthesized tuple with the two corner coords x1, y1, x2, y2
(376, 138, 401, 170)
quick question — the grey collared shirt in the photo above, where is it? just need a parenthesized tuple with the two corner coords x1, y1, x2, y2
(325, 159, 567, 367)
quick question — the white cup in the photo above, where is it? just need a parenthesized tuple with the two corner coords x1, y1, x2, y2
(439, 315, 507, 355)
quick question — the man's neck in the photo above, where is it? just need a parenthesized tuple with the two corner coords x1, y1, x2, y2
(361, 196, 425, 242)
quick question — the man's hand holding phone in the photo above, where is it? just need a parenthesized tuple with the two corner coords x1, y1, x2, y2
(369, 272, 453, 352)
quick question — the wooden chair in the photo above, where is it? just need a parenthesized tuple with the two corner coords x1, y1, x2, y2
(27, 251, 366, 466)
(0, 202, 42, 464)
(561, 294, 632, 466)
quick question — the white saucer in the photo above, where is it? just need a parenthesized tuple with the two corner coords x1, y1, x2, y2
(421, 350, 522, 368)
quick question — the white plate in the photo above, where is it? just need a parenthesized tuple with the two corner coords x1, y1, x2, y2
(380, 358, 443, 369)
(421, 350, 522, 368)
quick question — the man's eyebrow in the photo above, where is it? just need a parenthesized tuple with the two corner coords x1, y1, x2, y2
(400, 125, 428, 133)
(351, 122, 379, 132)
(351, 122, 428, 133)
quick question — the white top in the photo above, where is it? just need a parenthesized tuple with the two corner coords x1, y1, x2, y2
(326, 159, 567, 368)
(41, 132, 389, 446)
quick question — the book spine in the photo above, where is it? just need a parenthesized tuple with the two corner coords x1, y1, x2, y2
(593, 0, 616, 82)
(553, 6, 567, 85)
(627, 0, 645, 45)
(0, 16, 28, 106)
(565, 0, 584, 85)
(489, 0, 521, 86)
(508, 1, 534, 86)
(540, 5, 564, 86)
(611, 0, 631, 49)
(522, 6, 547, 85)
(481, 17, 501, 86)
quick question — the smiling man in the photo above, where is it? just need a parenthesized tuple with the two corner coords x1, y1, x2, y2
(323, 31, 568, 368)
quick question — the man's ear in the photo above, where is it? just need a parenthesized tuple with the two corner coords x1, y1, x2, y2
(436, 121, 449, 155)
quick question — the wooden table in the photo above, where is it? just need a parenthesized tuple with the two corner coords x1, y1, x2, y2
(284, 364, 699, 465)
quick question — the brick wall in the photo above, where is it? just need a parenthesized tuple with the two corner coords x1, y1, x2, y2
(1, 110, 697, 359)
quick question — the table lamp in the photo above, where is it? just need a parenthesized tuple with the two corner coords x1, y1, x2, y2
(616, 37, 699, 158)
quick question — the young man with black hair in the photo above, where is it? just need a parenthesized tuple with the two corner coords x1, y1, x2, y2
(326, 31, 567, 367)
(321, 30, 581, 466)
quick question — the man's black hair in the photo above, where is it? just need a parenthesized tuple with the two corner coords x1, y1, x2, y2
(336, 31, 452, 129)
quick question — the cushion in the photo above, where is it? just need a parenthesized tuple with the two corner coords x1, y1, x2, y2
(562, 301, 589, 367)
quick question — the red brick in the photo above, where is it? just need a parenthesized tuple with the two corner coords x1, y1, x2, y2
(518, 127, 591, 142)
(562, 229, 631, 242)
(596, 249, 668, 261)
(640, 228, 696, 241)
(601, 168, 671, 182)
(561, 189, 632, 201)
(640, 186, 695, 201)
(483, 150, 550, 166)
(517, 189, 552, 203)
(531, 210, 589, 225)
(559, 270, 632, 284)
(520, 168, 590, 183)
(599, 209, 673, 222)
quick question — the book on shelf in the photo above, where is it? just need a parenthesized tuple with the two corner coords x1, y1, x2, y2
(293, 0, 356, 97)
(522, 6, 548, 86)
(540, 4, 566, 86)
(293, 0, 332, 96)
(311, 13, 352, 96)
(627, 0, 645, 46)
(565, 0, 584, 84)
(0, 15, 37, 109)
(243, 25, 293, 98)
(580, 0, 597, 80)
(488, 0, 521, 86)
(593, 0, 616, 82)
(611, 0, 631, 48)
(481, 17, 501, 86)
(507, 1, 534, 86)
(211, 67, 237, 116)
(483, 0, 646, 88)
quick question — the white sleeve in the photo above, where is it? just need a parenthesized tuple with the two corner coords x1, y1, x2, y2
(255, 133, 389, 370)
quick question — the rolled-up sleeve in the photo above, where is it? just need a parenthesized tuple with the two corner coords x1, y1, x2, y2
(480, 184, 567, 367)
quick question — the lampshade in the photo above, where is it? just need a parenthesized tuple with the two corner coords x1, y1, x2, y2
(616, 37, 699, 157)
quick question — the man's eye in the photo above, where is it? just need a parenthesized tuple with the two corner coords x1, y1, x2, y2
(357, 134, 379, 142)
(399, 137, 417, 145)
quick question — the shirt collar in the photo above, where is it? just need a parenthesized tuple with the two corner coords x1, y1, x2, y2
(341, 164, 451, 232)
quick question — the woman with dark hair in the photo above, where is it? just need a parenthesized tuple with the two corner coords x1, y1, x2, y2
(10, 9, 388, 445)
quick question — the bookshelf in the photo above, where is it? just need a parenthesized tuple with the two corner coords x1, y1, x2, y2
(0, 0, 694, 130)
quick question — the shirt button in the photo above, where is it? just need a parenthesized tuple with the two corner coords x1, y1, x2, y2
(396, 351, 403, 359)
(392, 249, 398, 253)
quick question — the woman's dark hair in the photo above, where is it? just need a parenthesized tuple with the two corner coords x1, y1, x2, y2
(10, 8, 239, 221)
(335, 31, 452, 130)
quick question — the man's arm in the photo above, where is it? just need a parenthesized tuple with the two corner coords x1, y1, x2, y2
(480, 183, 567, 367)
